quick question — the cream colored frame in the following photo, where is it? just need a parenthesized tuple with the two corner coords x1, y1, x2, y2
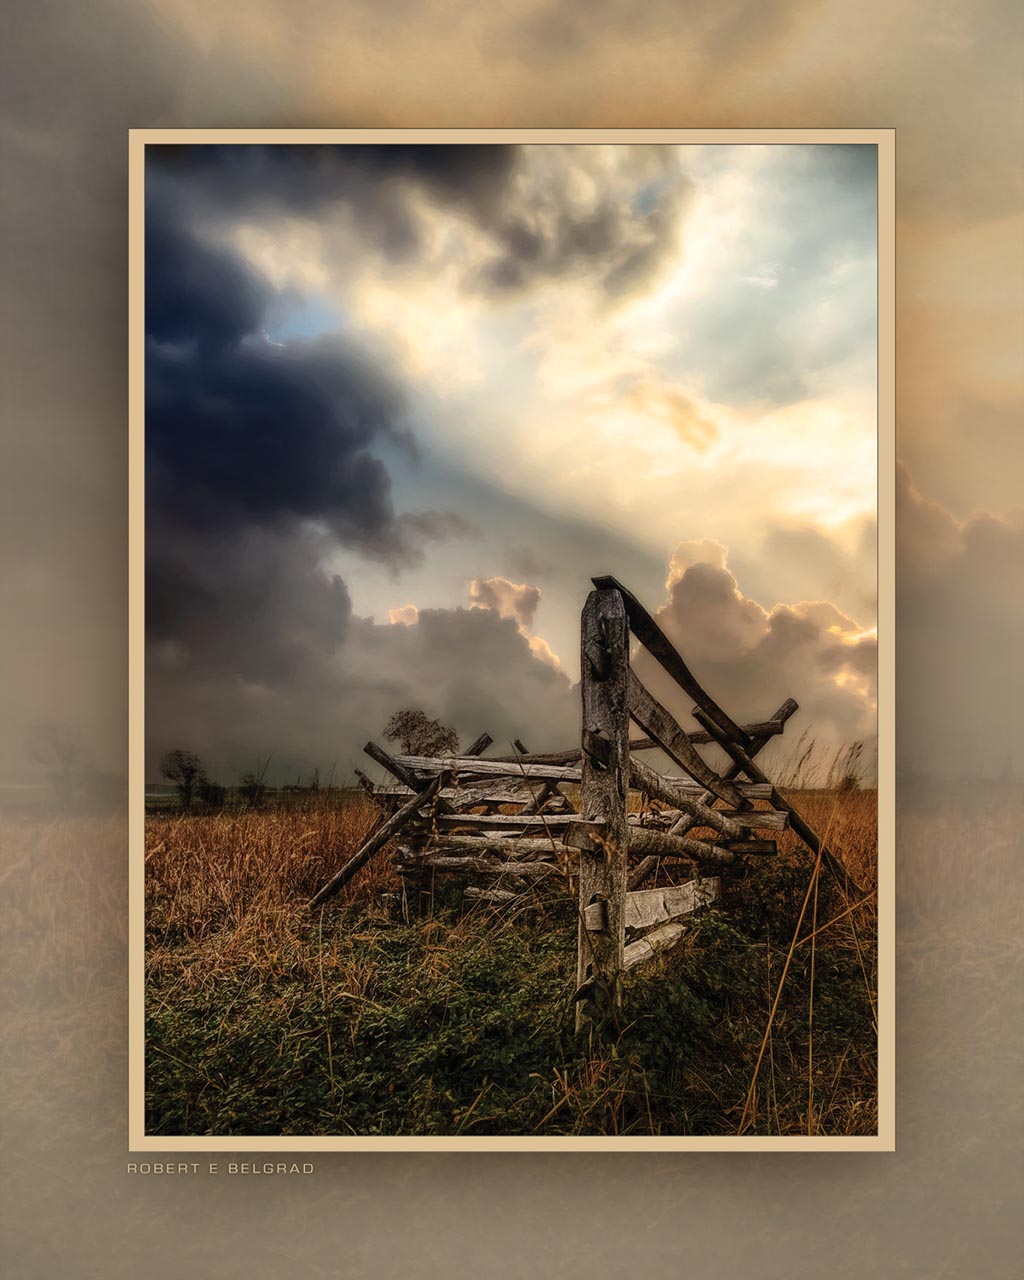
(129, 127, 895, 1152)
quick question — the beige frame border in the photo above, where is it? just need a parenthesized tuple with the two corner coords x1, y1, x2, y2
(129, 127, 895, 1152)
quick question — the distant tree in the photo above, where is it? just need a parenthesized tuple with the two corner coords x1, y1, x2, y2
(383, 709, 459, 757)
(161, 749, 207, 811)
(198, 777, 226, 809)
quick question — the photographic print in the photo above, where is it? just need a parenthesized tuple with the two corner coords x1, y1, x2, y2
(131, 131, 893, 1147)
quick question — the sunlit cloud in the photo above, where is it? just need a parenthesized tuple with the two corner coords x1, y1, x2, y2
(468, 576, 562, 670)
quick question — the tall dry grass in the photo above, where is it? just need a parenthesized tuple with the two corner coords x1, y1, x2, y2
(146, 795, 382, 939)
(142, 780, 879, 1137)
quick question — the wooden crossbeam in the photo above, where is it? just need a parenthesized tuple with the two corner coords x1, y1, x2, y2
(622, 922, 687, 971)
(309, 774, 444, 908)
(511, 738, 577, 817)
(382, 755, 775, 802)
(404, 832, 559, 858)
(628, 826, 737, 867)
(631, 807, 790, 832)
(433, 812, 603, 833)
(689, 706, 862, 897)
(364, 740, 426, 790)
(368, 782, 543, 807)
(627, 671, 746, 807)
(624, 878, 721, 930)
(667, 700, 796, 836)
(628, 755, 747, 837)
(389, 755, 585, 783)
(626, 855, 661, 891)
(395, 852, 559, 878)
(592, 575, 752, 748)
(489, 716, 787, 766)
(463, 886, 522, 904)
(628, 698, 798, 890)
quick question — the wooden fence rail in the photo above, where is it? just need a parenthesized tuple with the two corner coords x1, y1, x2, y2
(309, 575, 863, 1034)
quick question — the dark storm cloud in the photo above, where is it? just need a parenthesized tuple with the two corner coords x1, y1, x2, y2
(149, 143, 519, 261)
(146, 598, 579, 784)
(151, 142, 691, 305)
(140, 167, 679, 781)
(145, 198, 424, 563)
(469, 147, 693, 302)
(148, 522, 351, 686)
(143, 180, 495, 777)
(149, 142, 518, 212)
(350, 606, 577, 749)
(472, 195, 683, 300)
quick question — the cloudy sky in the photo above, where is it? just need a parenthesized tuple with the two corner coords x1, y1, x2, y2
(144, 141, 880, 784)
(1, 1, 1019, 800)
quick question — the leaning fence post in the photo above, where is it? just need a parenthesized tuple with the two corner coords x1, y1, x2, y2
(576, 586, 630, 1032)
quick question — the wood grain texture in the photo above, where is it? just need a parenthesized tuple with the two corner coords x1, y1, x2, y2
(724, 840, 778, 855)
(628, 755, 746, 836)
(369, 782, 542, 807)
(624, 878, 721, 930)
(390, 755, 585, 783)
(628, 825, 737, 867)
(395, 855, 559, 878)
(627, 855, 661, 891)
(622, 921, 688, 971)
(644, 697, 799, 890)
(690, 706, 862, 897)
(626, 670, 746, 807)
(592, 575, 752, 747)
(309, 774, 443, 908)
(433, 812, 603, 832)
(407, 833, 559, 860)
(576, 587, 631, 1028)
(629, 805, 790, 832)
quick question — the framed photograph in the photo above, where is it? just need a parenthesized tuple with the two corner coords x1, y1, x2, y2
(129, 129, 894, 1150)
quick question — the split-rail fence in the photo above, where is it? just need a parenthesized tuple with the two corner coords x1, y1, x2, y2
(310, 576, 862, 1029)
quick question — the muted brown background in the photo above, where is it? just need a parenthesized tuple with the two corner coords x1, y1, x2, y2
(2, 2, 1021, 1276)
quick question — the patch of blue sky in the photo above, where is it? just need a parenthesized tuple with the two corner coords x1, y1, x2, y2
(632, 181, 662, 216)
(264, 292, 344, 343)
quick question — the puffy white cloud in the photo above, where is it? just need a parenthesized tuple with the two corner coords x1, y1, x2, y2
(667, 538, 730, 586)
(468, 576, 562, 669)
(631, 542, 878, 779)
(387, 604, 420, 626)
(468, 576, 541, 630)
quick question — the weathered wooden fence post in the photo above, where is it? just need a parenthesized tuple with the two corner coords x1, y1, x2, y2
(576, 586, 630, 1032)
